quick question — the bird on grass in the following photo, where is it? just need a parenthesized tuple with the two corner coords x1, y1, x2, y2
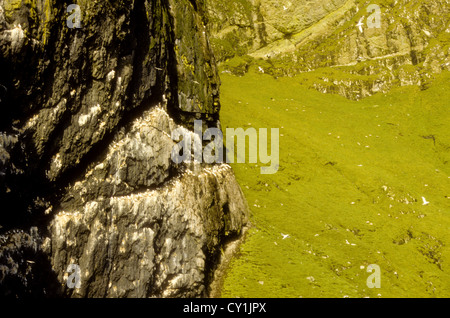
(281, 233, 290, 240)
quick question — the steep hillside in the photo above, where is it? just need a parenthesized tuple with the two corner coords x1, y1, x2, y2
(219, 68, 450, 298)
(211, 0, 450, 298)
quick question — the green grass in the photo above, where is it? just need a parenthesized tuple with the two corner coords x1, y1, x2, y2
(218, 69, 450, 298)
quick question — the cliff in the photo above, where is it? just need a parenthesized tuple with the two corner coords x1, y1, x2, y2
(207, 0, 450, 99)
(0, 0, 248, 297)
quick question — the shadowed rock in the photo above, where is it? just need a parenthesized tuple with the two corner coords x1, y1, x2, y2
(0, 0, 248, 298)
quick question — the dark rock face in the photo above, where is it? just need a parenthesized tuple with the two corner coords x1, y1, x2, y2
(0, 0, 248, 298)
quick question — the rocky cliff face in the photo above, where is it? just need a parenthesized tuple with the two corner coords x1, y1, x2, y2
(207, 0, 450, 99)
(206, 0, 348, 61)
(0, 0, 248, 298)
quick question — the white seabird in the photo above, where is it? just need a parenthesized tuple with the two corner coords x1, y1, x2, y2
(356, 18, 364, 33)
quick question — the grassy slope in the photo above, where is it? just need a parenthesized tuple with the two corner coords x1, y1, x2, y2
(219, 68, 450, 298)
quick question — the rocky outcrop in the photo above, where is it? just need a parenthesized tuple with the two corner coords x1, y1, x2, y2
(0, 0, 248, 298)
(281, 0, 450, 99)
(206, 0, 450, 99)
(206, 0, 348, 61)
